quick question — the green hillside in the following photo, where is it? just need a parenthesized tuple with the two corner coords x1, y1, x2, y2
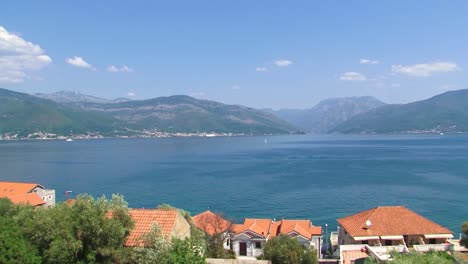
(330, 89, 468, 133)
(80, 95, 297, 134)
(267, 96, 385, 133)
(0, 88, 119, 135)
(0, 88, 297, 136)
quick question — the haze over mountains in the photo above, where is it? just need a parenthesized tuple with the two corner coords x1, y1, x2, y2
(2, 87, 468, 138)
(330, 89, 468, 134)
(35, 91, 131, 104)
(0, 88, 296, 137)
(266, 97, 386, 133)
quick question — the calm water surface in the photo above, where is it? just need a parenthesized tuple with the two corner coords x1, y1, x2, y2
(0, 134, 466, 233)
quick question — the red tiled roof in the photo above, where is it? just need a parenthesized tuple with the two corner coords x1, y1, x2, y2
(233, 218, 322, 239)
(278, 219, 322, 238)
(192, 210, 231, 236)
(7, 193, 45, 206)
(0, 182, 41, 197)
(0, 182, 45, 206)
(126, 209, 178, 247)
(342, 249, 368, 264)
(233, 218, 273, 238)
(337, 206, 453, 238)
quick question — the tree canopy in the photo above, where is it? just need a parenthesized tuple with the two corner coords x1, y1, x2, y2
(0, 196, 207, 264)
(260, 235, 318, 264)
(461, 222, 468, 248)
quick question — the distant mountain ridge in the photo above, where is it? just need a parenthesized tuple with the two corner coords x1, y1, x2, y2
(267, 96, 386, 133)
(76, 95, 297, 134)
(35, 91, 131, 104)
(330, 89, 468, 133)
(0, 88, 120, 136)
(0, 88, 297, 137)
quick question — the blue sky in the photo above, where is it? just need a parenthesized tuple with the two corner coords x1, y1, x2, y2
(1, 1, 467, 109)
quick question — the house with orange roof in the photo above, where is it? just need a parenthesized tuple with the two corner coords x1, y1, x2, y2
(337, 206, 453, 248)
(192, 210, 233, 250)
(0, 181, 55, 208)
(125, 208, 190, 247)
(193, 210, 232, 236)
(231, 218, 322, 257)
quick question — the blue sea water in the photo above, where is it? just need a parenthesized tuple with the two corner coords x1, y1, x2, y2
(0, 134, 467, 234)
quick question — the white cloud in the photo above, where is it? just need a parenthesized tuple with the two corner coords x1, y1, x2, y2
(255, 67, 268, 72)
(127, 92, 136, 97)
(107, 65, 134, 73)
(66, 56, 95, 70)
(391, 61, 460, 77)
(231, 85, 241, 90)
(360, 58, 379, 65)
(274, 59, 292, 67)
(0, 26, 52, 83)
(339, 72, 367, 81)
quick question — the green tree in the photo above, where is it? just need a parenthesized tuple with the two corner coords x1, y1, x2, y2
(461, 222, 468, 248)
(164, 238, 206, 264)
(364, 251, 454, 264)
(18, 194, 133, 264)
(260, 235, 318, 264)
(0, 211, 41, 264)
(124, 224, 170, 264)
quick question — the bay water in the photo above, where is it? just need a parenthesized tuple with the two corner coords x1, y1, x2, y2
(0, 134, 466, 234)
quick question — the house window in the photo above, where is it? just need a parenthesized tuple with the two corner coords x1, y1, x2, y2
(255, 242, 262, 249)
(48, 195, 53, 200)
(385, 240, 392, 246)
(226, 239, 230, 247)
(361, 240, 368, 245)
(42, 196, 46, 201)
(429, 238, 436, 244)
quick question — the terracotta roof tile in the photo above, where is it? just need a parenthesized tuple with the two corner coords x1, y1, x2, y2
(337, 206, 453, 238)
(7, 193, 45, 206)
(0, 182, 45, 207)
(0, 182, 41, 197)
(233, 218, 322, 239)
(233, 218, 273, 238)
(192, 210, 231, 236)
(278, 219, 322, 238)
(126, 209, 178, 247)
(342, 249, 368, 264)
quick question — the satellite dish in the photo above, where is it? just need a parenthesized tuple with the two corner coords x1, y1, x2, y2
(365, 220, 372, 228)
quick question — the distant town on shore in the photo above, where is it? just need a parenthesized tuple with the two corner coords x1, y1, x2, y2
(1, 88, 468, 141)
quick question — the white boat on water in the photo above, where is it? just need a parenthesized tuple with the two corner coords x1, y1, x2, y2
(66, 138, 73, 142)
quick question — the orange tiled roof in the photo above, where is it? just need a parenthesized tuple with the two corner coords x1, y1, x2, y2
(337, 206, 453, 238)
(342, 249, 368, 264)
(278, 219, 322, 238)
(126, 209, 178, 247)
(192, 210, 231, 236)
(7, 193, 45, 206)
(0, 182, 44, 206)
(233, 218, 273, 238)
(0, 182, 41, 197)
(233, 218, 322, 239)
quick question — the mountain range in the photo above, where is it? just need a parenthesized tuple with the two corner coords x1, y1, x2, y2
(35, 91, 131, 104)
(330, 89, 468, 134)
(266, 96, 386, 133)
(0, 88, 296, 137)
(2, 88, 468, 137)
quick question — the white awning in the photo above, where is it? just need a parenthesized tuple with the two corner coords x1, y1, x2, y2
(380, 235, 404, 240)
(354, 236, 380, 241)
(424, 234, 454, 239)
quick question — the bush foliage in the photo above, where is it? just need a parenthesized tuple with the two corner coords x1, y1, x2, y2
(260, 235, 318, 264)
(0, 196, 206, 264)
